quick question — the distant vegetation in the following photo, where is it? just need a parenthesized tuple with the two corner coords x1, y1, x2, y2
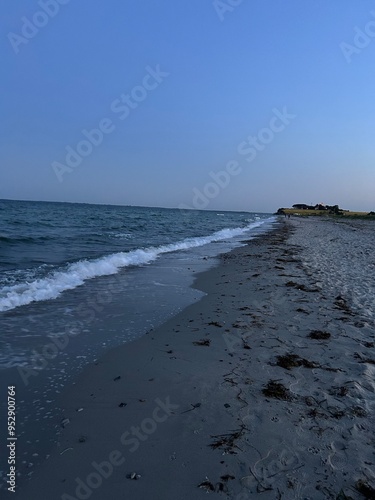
(276, 203, 375, 219)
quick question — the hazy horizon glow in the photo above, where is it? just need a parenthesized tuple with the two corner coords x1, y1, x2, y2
(2, 0, 375, 212)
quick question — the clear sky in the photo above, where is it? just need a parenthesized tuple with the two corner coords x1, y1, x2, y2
(1, 0, 375, 212)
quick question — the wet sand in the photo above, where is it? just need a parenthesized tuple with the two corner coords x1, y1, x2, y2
(14, 219, 375, 499)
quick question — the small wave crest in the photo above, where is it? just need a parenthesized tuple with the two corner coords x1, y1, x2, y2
(0, 219, 272, 312)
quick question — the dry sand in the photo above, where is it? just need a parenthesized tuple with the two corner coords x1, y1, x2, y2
(14, 218, 375, 499)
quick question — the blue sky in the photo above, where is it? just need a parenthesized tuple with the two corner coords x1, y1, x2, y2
(1, 0, 375, 212)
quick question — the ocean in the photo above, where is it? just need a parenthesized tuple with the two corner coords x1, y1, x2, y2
(0, 201, 274, 316)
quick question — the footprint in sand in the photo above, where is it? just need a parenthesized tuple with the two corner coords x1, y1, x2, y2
(327, 441, 348, 470)
(307, 446, 321, 455)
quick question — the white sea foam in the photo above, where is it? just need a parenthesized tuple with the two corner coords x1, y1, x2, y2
(0, 219, 274, 312)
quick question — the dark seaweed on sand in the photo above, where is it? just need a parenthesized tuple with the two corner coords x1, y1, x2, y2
(198, 480, 215, 492)
(209, 425, 246, 453)
(192, 338, 210, 346)
(276, 353, 318, 370)
(285, 281, 319, 292)
(198, 480, 229, 493)
(207, 321, 223, 327)
(354, 352, 375, 365)
(262, 380, 293, 401)
(308, 330, 331, 340)
(328, 386, 348, 397)
(355, 479, 375, 499)
(334, 295, 354, 315)
(275, 353, 340, 372)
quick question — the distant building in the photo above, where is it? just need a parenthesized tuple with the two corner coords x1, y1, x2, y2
(314, 203, 327, 210)
(292, 204, 314, 210)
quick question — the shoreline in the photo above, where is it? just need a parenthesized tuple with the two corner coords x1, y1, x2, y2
(13, 219, 375, 499)
(0, 216, 276, 492)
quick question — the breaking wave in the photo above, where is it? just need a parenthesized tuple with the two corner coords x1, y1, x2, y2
(0, 219, 272, 312)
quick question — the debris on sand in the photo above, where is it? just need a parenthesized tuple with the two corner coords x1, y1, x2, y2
(285, 281, 318, 292)
(296, 307, 310, 314)
(355, 479, 375, 498)
(181, 402, 201, 414)
(192, 338, 210, 346)
(207, 321, 223, 327)
(221, 474, 235, 482)
(328, 386, 348, 397)
(242, 339, 251, 350)
(198, 479, 215, 492)
(127, 472, 141, 480)
(276, 353, 318, 370)
(60, 418, 70, 428)
(354, 352, 375, 365)
(308, 330, 331, 340)
(262, 380, 293, 401)
(351, 406, 367, 417)
(198, 473, 235, 492)
(334, 295, 353, 315)
(209, 425, 246, 453)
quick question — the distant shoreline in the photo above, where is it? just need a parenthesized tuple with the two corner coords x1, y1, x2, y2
(277, 208, 375, 219)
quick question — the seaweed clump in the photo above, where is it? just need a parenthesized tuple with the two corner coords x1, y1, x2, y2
(262, 380, 293, 401)
(308, 330, 331, 340)
(276, 353, 318, 370)
(355, 479, 375, 498)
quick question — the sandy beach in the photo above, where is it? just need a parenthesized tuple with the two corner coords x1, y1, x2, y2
(14, 218, 375, 500)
